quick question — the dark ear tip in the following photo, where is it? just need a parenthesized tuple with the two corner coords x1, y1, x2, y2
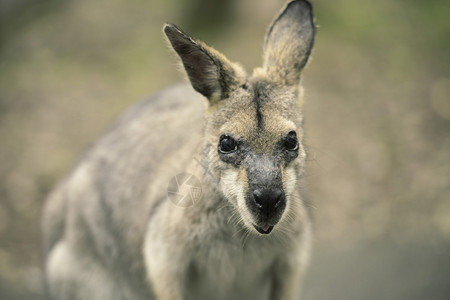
(286, 0, 314, 19)
(286, 0, 315, 29)
(163, 23, 176, 35)
(163, 23, 191, 43)
(289, 0, 313, 9)
(288, 0, 314, 14)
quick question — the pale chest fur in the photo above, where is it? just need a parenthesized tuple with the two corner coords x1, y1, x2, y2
(187, 233, 281, 300)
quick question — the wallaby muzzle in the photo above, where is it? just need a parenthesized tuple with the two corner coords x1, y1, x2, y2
(245, 154, 286, 233)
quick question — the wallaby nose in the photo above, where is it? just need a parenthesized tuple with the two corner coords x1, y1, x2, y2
(253, 188, 283, 215)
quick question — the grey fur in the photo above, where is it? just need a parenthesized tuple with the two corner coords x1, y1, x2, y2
(42, 1, 316, 299)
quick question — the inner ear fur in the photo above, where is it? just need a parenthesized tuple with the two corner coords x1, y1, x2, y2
(261, 0, 316, 86)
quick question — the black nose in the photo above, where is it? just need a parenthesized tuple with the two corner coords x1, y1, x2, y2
(253, 188, 283, 215)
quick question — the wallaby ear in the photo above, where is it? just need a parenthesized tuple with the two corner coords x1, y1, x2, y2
(262, 0, 315, 86)
(164, 24, 246, 103)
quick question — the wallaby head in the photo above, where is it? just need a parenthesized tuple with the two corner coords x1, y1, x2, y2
(164, 0, 315, 235)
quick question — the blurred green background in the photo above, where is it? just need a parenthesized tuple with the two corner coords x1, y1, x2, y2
(0, 0, 449, 299)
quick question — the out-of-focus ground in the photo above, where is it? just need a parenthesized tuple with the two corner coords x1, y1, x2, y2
(0, 0, 449, 299)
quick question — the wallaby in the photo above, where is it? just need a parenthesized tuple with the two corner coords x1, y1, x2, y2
(42, 1, 316, 299)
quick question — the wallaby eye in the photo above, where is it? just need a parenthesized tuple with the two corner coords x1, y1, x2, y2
(219, 135, 237, 153)
(284, 131, 299, 151)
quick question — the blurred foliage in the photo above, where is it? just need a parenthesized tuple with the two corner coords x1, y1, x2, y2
(179, 0, 237, 36)
(0, 0, 449, 299)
